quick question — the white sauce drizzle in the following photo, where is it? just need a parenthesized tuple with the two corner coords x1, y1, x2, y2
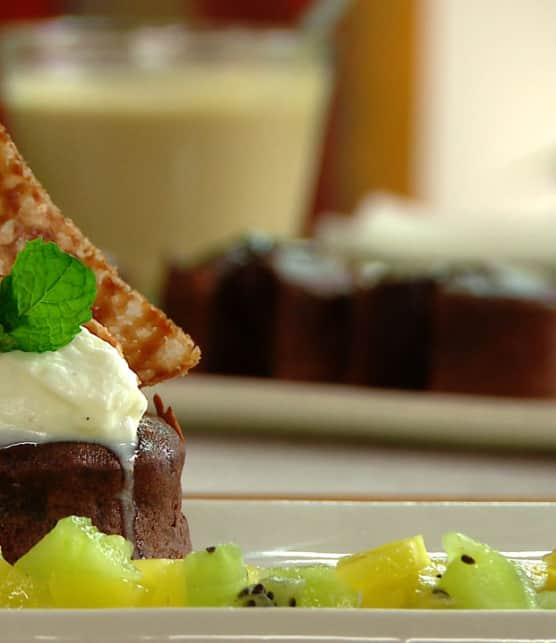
(0, 328, 148, 551)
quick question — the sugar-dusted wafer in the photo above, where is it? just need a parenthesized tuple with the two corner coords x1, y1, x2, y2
(0, 125, 200, 385)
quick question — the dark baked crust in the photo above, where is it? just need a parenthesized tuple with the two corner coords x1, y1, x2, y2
(163, 236, 277, 376)
(430, 291, 556, 398)
(0, 415, 190, 563)
(345, 277, 435, 389)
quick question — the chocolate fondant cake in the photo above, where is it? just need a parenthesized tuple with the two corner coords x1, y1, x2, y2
(163, 235, 277, 377)
(345, 264, 435, 389)
(208, 236, 277, 376)
(163, 236, 556, 399)
(0, 124, 199, 563)
(270, 243, 353, 382)
(429, 265, 556, 398)
(0, 415, 190, 564)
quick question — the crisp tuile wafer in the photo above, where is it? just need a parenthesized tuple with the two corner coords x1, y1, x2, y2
(0, 124, 200, 385)
(153, 393, 184, 440)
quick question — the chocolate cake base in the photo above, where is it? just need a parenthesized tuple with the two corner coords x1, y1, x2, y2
(0, 415, 190, 564)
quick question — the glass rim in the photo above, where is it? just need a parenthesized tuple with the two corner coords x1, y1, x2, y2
(0, 15, 328, 69)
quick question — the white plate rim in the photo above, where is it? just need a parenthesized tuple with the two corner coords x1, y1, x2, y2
(3, 499, 556, 642)
(151, 375, 556, 450)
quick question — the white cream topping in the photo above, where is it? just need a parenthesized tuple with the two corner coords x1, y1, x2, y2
(0, 326, 147, 448)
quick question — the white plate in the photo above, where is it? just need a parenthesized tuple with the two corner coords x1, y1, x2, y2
(3, 499, 556, 642)
(151, 375, 556, 450)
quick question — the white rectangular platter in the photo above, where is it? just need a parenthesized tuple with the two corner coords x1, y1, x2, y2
(2, 499, 556, 642)
(151, 376, 556, 450)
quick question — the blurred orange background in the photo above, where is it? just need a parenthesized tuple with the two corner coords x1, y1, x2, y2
(3, 0, 554, 223)
(0, 0, 416, 228)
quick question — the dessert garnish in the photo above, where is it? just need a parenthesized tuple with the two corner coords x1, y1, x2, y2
(0, 240, 147, 450)
(0, 519, 553, 609)
(0, 124, 195, 563)
(0, 238, 96, 353)
(0, 124, 200, 385)
(0, 240, 148, 550)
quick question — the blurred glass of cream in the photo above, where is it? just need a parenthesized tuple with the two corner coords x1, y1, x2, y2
(0, 20, 332, 298)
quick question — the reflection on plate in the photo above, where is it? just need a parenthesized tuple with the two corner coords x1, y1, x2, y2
(2, 500, 556, 641)
(150, 375, 556, 450)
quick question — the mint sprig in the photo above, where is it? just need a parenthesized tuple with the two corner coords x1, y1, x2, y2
(0, 239, 97, 352)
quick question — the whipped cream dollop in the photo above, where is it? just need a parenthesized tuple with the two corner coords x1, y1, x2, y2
(0, 326, 147, 448)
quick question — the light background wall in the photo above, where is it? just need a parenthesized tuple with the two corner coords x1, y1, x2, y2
(415, 0, 556, 209)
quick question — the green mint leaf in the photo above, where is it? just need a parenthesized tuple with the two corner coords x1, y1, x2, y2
(0, 239, 97, 352)
(0, 275, 18, 329)
(0, 321, 16, 352)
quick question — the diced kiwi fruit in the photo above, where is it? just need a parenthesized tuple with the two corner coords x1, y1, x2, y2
(134, 559, 187, 607)
(336, 535, 430, 608)
(0, 549, 48, 608)
(438, 532, 537, 609)
(183, 543, 248, 606)
(407, 585, 454, 609)
(247, 564, 262, 584)
(537, 591, 556, 609)
(0, 517, 548, 611)
(234, 576, 306, 607)
(543, 550, 556, 590)
(234, 582, 277, 607)
(260, 565, 360, 608)
(260, 575, 306, 607)
(15, 516, 144, 608)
